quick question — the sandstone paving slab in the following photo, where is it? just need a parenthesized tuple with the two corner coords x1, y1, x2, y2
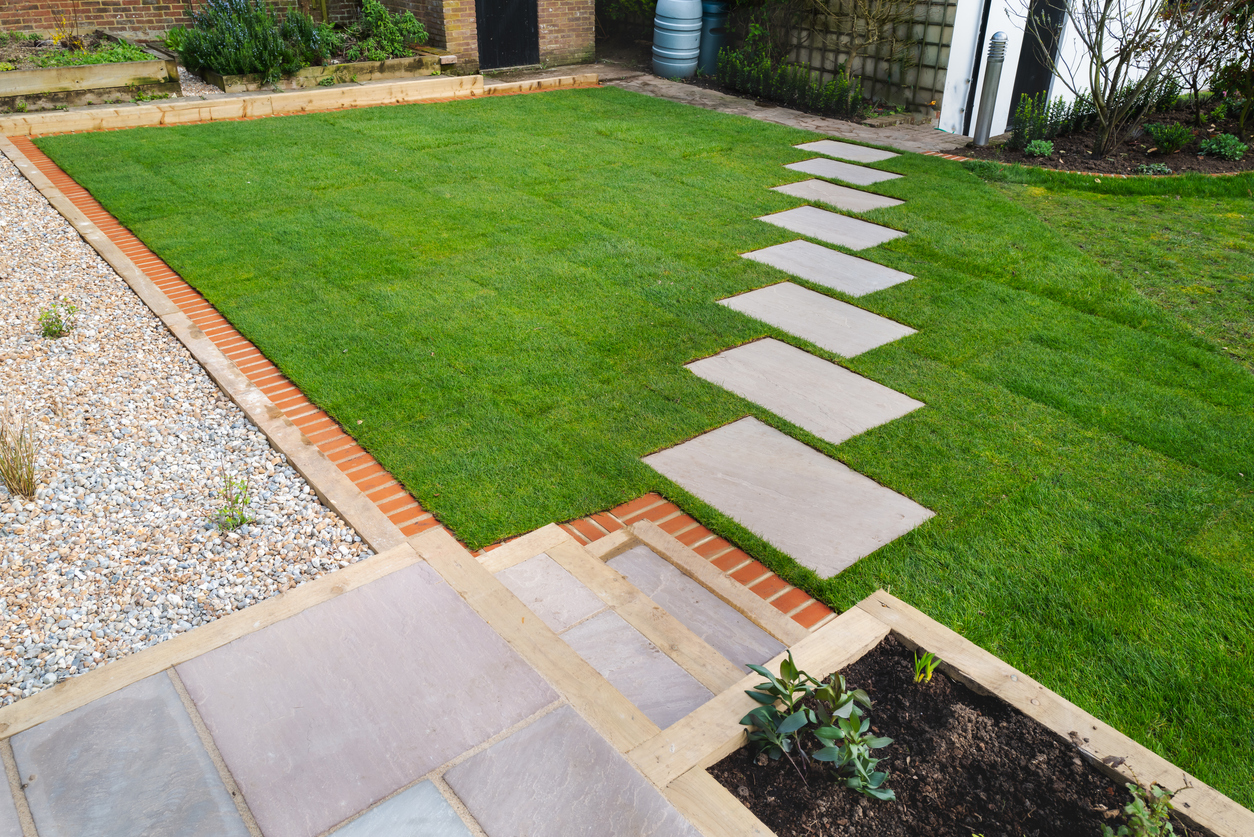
(742, 240, 914, 297)
(687, 338, 924, 445)
(496, 553, 608, 633)
(0, 789, 17, 837)
(794, 139, 900, 163)
(331, 781, 472, 837)
(176, 561, 557, 837)
(785, 157, 903, 186)
(562, 610, 713, 729)
(607, 544, 785, 668)
(720, 282, 915, 357)
(444, 704, 702, 837)
(759, 206, 904, 251)
(771, 178, 903, 212)
(10, 673, 249, 837)
(643, 417, 934, 577)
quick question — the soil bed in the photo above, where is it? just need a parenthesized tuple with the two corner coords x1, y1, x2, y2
(710, 635, 1211, 837)
(0, 33, 130, 72)
(965, 104, 1252, 175)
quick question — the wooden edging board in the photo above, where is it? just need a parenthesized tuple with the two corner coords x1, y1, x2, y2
(203, 53, 444, 93)
(0, 135, 408, 555)
(641, 588, 1254, 837)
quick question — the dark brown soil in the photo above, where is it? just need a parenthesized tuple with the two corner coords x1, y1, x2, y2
(965, 103, 1252, 175)
(0, 32, 110, 71)
(710, 635, 1212, 837)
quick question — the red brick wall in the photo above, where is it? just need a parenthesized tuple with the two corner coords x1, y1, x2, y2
(537, 0, 592, 65)
(381, 0, 477, 70)
(0, 0, 359, 37)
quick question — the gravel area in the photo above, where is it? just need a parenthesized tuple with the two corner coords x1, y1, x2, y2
(0, 153, 373, 705)
(177, 65, 222, 98)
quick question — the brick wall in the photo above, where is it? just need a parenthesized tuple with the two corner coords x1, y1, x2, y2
(380, 0, 477, 70)
(536, 0, 592, 65)
(0, 0, 359, 38)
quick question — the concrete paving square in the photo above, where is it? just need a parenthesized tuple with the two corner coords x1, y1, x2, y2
(496, 553, 608, 632)
(794, 139, 899, 163)
(444, 705, 702, 837)
(607, 544, 785, 668)
(562, 610, 713, 729)
(0, 790, 17, 837)
(719, 282, 916, 357)
(742, 240, 914, 297)
(759, 206, 904, 251)
(687, 338, 925, 445)
(772, 178, 903, 212)
(643, 417, 934, 577)
(176, 561, 557, 837)
(331, 781, 472, 837)
(785, 157, 903, 186)
(9, 673, 249, 837)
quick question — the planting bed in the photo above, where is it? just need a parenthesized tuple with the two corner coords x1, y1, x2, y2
(0, 32, 179, 112)
(0, 154, 372, 704)
(966, 104, 1253, 174)
(710, 634, 1211, 837)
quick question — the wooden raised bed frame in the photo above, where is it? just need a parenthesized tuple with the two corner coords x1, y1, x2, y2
(0, 33, 179, 112)
(203, 48, 457, 93)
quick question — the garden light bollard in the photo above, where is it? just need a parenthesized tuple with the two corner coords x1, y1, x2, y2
(973, 32, 1008, 146)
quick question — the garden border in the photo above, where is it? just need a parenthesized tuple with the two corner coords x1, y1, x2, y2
(920, 148, 1252, 178)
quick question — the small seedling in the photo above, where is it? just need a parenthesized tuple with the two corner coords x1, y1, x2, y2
(913, 651, 942, 683)
(1024, 138, 1054, 157)
(0, 398, 39, 499)
(745, 651, 813, 715)
(215, 468, 255, 530)
(318, 76, 335, 86)
(1136, 163, 1173, 175)
(1102, 781, 1179, 837)
(813, 708, 895, 800)
(38, 299, 77, 338)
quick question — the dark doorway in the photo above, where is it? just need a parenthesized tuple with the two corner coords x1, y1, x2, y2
(1009, 0, 1067, 109)
(475, 0, 539, 69)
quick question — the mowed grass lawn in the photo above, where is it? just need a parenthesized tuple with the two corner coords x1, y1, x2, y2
(37, 88, 1253, 803)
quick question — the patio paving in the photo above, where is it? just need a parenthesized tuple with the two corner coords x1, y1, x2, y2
(497, 553, 608, 632)
(794, 139, 900, 163)
(719, 281, 916, 357)
(444, 705, 702, 837)
(687, 338, 925, 445)
(759, 205, 905, 250)
(10, 674, 249, 837)
(785, 157, 903, 186)
(643, 417, 934, 576)
(175, 560, 557, 837)
(772, 178, 904, 212)
(330, 781, 471, 837)
(742, 240, 915, 297)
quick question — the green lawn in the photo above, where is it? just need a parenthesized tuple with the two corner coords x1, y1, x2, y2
(36, 88, 1253, 804)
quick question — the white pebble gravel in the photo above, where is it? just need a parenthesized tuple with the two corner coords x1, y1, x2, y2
(0, 154, 373, 704)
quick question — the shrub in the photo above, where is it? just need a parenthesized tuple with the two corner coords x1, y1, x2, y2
(1024, 139, 1054, 157)
(1199, 132, 1248, 159)
(716, 45, 866, 121)
(1136, 162, 1173, 175)
(179, 0, 300, 84)
(281, 9, 342, 66)
(1009, 78, 1184, 152)
(1142, 122, 1194, 153)
(344, 0, 427, 62)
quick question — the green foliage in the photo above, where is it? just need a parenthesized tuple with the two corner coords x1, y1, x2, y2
(716, 44, 866, 120)
(0, 62, 13, 72)
(913, 651, 941, 683)
(215, 470, 255, 530)
(1199, 132, 1247, 159)
(1101, 783, 1177, 837)
(1142, 122, 1194, 153)
(282, 8, 342, 66)
(179, 0, 301, 84)
(1135, 162, 1174, 175)
(1010, 78, 1182, 151)
(812, 710, 896, 800)
(38, 299, 77, 338)
(0, 399, 39, 500)
(31, 40, 149, 68)
(163, 25, 190, 52)
(745, 652, 812, 715)
(344, 0, 427, 62)
(1024, 138, 1054, 157)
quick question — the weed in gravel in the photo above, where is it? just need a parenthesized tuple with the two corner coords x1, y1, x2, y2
(215, 467, 255, 530)
(0, 399, 39, 499)
(38, 298, 77, 338)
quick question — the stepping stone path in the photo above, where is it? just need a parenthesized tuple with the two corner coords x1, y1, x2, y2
(759, 205, 905, 250)
(646, 139, 937, 579)
(720, 282, 915, 357)
(687, 338, 924, 445)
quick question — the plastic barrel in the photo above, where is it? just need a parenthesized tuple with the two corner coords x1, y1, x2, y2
(652, 0, 702, 79)
(697, 1, 729, 76)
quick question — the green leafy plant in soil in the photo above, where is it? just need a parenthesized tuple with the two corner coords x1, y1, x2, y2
(1199, 132, 1248, 160)
(29, 39, 149, 68)
(33, 88, 1254, 806)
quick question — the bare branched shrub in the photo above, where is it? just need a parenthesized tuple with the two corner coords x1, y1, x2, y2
(0, 398, 39, 499)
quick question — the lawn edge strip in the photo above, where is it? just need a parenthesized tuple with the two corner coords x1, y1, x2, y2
(1, 134, 416, 556)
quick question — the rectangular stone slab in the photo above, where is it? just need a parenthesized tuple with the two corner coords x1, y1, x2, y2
(561, 610, 713, 729)
(176, 561, 557, 837)
(719, 281, 915, 357)
(10, 673, 250, 837)
(771, 179, 903, 212)
(794, 139, 899, 163)
(785, 157, 902, 186)
(643, 417, 934, 577)
(742, 240, 914, 297)
(759, 206, 904, 251)
(607, 544, 785, 668)
(331, 781, 471, 837)
(686, 338, 925, 445)
(496, 553, 607, 633)
(0, 788, 17, 837)
(444, 704, 702, 837)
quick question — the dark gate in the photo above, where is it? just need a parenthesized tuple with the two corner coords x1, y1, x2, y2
(1009, 0, 1067, 109)
(475, 0, 539, 69)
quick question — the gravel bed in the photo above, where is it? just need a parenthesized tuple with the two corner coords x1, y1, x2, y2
(0, 154, 373, 705)
(177, 65, 222, 99)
